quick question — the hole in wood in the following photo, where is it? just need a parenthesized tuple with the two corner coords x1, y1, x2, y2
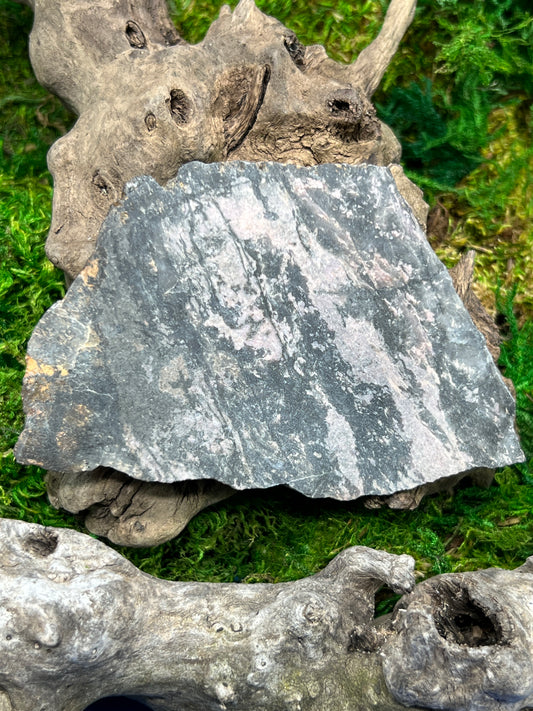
(374, 584, 401, 618)
(24, 531, 58, 557)
(125, 21, 146, 49)
(161, 28, 180, 46)
(145, 112, 157, 131)
(329, 98, 352, 115)
(283, 33, 305, 67)
(92, 170, 112, 197)
(167, 89, 191, 125)
(432, 582, 502, 647)
(85, 698, 151, 711)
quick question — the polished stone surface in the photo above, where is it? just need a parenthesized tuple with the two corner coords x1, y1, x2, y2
(15, 162, 524, 499)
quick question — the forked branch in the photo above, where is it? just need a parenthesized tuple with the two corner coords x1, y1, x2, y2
(351, 0, 417, 95)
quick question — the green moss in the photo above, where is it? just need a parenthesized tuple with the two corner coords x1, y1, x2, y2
(0, 0, 532, 584)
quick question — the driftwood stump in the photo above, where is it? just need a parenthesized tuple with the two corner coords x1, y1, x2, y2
(1, 518, 532, 711)
(20, 0, 422, 280)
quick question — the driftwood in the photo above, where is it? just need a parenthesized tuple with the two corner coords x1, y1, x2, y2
(383, 557, 533, 710)
(19, 0, 420, 280)
(46, 468, 496, 547)
(1, 517, 532, 711)
(449, 250, 502, 362)
(46, 468, 234, 547)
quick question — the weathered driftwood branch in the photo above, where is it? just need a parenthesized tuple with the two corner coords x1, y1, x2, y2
(1, 518, 532, 711)
(21, 0, 420, 280)
(351, 0, 417, 96)
(0, 518, 415, 710)
(46, 468, 234, 547)
(45, 469, 496, 547)
(21, 0, 182, 114)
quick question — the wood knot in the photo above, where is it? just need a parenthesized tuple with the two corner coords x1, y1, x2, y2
(145, 113, 157, 132)
(125, 21, 147, 49)
(284, 33, 305, 68)
(326, 91, 381, 143)
(167, 89, 192, 125)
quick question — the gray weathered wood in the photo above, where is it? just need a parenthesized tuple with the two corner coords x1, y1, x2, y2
(1, 517, 532, 710)
(383, 557, 533, 710)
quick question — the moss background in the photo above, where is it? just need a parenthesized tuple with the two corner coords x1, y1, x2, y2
(1, 0, 532, 604)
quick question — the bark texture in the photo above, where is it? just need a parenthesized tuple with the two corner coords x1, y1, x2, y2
(26, 0, 181, 114)
(1, 518, 532, 711)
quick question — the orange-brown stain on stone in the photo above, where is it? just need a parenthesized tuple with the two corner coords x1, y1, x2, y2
(80, 259, 99, 286)
(25, 356, 69, 378)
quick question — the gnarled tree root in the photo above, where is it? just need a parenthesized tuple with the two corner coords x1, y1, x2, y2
(46, 466, 495, 548)
(1, 518, 532, 711)
(45, 469, 234, 547)
(20, 0, 418, 281)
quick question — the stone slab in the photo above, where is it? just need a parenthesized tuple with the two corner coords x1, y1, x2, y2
(15, 162, 524, 499)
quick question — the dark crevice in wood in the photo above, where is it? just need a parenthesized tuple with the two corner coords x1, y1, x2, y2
(326, 91, 381, 143)
(23, 530, 59, 557)
(432, 582, 503, 647)
(284, 33, 306, 68)
(167, 89, 192, 125)
(91, 169, 118, 202)
(125, 21, 147, 49)
(221, 64, 271, 155)
(329, 98, 351, 114)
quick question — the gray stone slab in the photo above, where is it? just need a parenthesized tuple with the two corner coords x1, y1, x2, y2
(15, 162, 523, 499)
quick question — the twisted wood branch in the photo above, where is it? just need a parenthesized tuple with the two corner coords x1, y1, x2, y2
(1, 519, 532, 711)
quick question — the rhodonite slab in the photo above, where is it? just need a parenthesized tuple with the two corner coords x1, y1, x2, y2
(15, 162, 523, 499)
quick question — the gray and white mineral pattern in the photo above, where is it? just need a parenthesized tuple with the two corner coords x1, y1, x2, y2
(15, 162, 523, 499)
